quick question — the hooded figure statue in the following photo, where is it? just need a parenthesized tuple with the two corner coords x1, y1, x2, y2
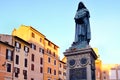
(74, 2, 91, 45)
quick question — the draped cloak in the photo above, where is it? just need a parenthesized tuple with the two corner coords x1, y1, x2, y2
(74, 8, 91, 43)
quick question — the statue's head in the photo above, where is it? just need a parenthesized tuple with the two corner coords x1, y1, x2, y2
(77, 2, 86, 11)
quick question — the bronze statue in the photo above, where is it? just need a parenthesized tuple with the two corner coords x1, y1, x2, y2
(74, 2, 91, 45)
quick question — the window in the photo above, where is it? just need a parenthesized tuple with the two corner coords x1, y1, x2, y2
(42, 49, 44, 54)
(47, 48, 51, 54)
(47, 48, 49, 53)
(39, 48, 44, 54)
(40, 58, 43, 65)
(104, 76, 106, 79)
(54, 45, 57, 50)
(31, 43, 36, 50)
(63, 65, 66, 69)
(31, 32, 35, 38)
(60, 63, 61, 68)
(48, 41, 51, 46)
(23, 70, 27, 79)
(6, 49, 13, 61)
(15, 73, 18, 77)
(31, 64, 34, 71)
(103, 71, 106, 74)
(40, 38, 42, 42)
(47, 67, 49, 73)
(24, 59, 27, 67)
(49, 50, 51, 54)
(54, 70, 56, 75)
(54, 60, 56, 65)
(24, 46, 29, 53)
(14, 67, 20, 77)
(118, 70, 120, 79)
(16, 55, 19, 64)
(31, 78, 34, 80)
(63, 72, 66, 76)
(39, 48, 42, 53)
(15, 41, 21, 49)
(31, 54, 34, 62)
(7, 63, 11, 72)
(48, 67, 51, 74)
(48, 57, 51, 63)
(53, 52, 55, 57)
(109, 70, 116, 79)
(58, 71, 62, 75)
(40, 67, 43, 73)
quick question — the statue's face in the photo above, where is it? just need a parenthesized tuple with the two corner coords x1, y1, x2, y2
(79, 4, 82, 8)
(78, 3, 84, 9)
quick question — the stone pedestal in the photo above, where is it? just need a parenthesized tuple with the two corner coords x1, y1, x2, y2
(64, 47, 97, 80)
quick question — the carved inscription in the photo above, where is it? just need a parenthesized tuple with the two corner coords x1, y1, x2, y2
(70, 67, 87, 80)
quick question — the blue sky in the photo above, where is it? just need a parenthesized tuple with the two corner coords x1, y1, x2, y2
(0, 0, 120, 64)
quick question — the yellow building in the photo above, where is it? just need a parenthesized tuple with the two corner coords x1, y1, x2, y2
(12, 25, 45, 80)
(93, 48, 102, 80)
(102, 64, 120, 80)
(12, 25, 60, 80)
(44, 38, 59, 80)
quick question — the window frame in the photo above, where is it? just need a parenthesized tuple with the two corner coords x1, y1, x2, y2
(24, 46, 29, 53)
(54, 69, 56, 75)
(16, 55, 19, 65)
(31, 43, 36, 50)
(31, 32, 35, 38)
(31, 54, 34, 62)
(54, 60, 56, 65)
(23, 70, 27, 79)
(7, 63, 11, 72)
(24, 59, 27, 67)
(31, 64, 34, 71)
(40, 67, 43, 73)
(47, 67, 52, 74)
(48, 57, 51, 63)
(40, 57, 43, 65)
(6, 49, 13, 61)
(15, 41, 21, 49)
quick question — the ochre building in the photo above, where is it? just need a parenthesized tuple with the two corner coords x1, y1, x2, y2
(12, 25, 60, 80)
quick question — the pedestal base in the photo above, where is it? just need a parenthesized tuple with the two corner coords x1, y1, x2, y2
(64, 47, 97, 80)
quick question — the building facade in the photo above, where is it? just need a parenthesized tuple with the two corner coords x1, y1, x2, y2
(0, 37, 14, 80)
(0, 34, 31, 80)
(58, 61, 66, 80)
(0, 25, 61, 80)
(102, 64, 120, 80)
(12, 25, 46, 80)
(13, 36, 30, 80)
(12, 25, 60, 80)
(44, 38, 59, 80)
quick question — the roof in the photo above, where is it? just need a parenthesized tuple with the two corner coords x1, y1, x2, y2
(0, 41, 14, 48)
(45, 38, 59, 48)
(13, 36, 30, 45)
(59, 60, 66, 64)
(30, 26, 45, 37)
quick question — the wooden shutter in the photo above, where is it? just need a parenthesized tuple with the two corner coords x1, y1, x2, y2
(6, 49, 8, 59)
